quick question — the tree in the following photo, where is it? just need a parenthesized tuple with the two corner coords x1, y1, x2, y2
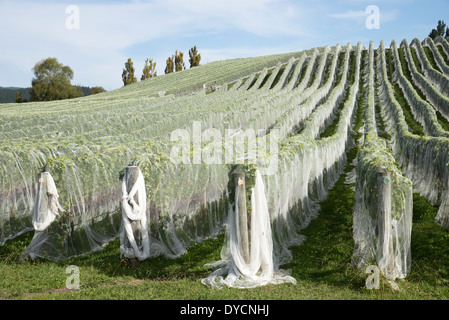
(174, 50, 185, 72)
(429, 20, 447, 39)
(446, 27, 449, 38)
(30, 57, 83, 102)
(437, 20, 447, 37)
(122, 58, 137, 86)
(189, 45, 201, 68)
(141, 58, 157, 80)
(165, 56, 174, 74)
(429, 29, 439, 40)
(15, 90, 23, 103)
(89, 86, 106, 95)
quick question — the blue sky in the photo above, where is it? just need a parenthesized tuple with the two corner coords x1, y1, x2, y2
(0, 0, 448, 91)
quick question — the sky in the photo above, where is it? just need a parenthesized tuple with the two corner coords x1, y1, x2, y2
(0, 0, 448, 91)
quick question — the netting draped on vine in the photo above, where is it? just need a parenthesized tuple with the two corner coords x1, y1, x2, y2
(120, 166, 150, 260)
(201, 169, 296, 289)
(351, 41, 413, 281)
(376, 40, 449, 230)
(1, 35, 449, 290)
(32, 172, 64, 232)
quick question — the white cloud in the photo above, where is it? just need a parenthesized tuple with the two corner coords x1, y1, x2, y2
(329, 7, 398, 24)
(0, 0, 311, 90)
(329, 10, 368, 21)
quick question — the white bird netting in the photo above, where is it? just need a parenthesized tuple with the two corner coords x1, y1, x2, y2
(2, 37, 447, 288)
(201, 169, 296, 289)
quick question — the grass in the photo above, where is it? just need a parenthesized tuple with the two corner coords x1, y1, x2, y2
(436, 44, 449, 67)
(385, 49, 425, 136)
(423, 46, 442, 73)
(410, 47, 423, 74)
(320, 50, 358, 139)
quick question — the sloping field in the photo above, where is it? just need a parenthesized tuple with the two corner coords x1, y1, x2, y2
(1, 36, 449, 292)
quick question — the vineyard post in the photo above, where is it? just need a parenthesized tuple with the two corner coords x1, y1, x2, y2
(377, 170, 395, 275)
(234, 170, 250, 264)
(36, 172, 49, 218)
(199, 190, 207, 233)
(125, 166, 141, 266)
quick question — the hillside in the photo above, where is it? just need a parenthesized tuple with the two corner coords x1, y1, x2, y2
(1, 36, 449, 291)
(0, 86, 31, 103)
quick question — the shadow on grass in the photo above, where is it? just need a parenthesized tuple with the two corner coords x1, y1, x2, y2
(61, 233, 225, 282)
(0, 224, 224, 285)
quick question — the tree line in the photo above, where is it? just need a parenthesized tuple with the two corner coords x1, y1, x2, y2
(16, 45, 202, 103)
(16, 46, 200, 103)
(122, 45, 201, 86)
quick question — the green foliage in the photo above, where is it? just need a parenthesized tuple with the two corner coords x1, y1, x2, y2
(429, 20, 448, 40)
(15, 90, 23, 103)
(320, 50, 358, 138)
(141, 58, 157, 80)
(30, 57, 83, 102)
(122, 58, 137, 86)
(174, 50, 185, 72)
(165, 51, 185, 74)
(188, 45, 201, 68)
(423, 46, 442, 72)
(385, 48, 425, 136)
(165, 56, 174, 74)
(89, 86, 106, 95)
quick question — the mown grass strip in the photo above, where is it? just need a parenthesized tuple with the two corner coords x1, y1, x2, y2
(436, 44, 449, 67)
(294, 58, 310, 89)
(385, 48, 425, 136)
(423, 46, 443, 73)
(410, 47, 423, 74)
(259, 68, 274, 89)
(320, 50, 358, 139)
(270, 66, 285, 89)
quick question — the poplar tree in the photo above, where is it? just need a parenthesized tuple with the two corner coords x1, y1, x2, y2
(165, 56, 174, 74)
(141, 58, 157, 80)
(174, 50, 185, 72)
(189, 45, 201, 68)
(122, 58, 137, 86)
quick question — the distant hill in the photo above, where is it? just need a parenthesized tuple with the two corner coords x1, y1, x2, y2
(0, 86, 31, 103)
(0, 86, 93, 103)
